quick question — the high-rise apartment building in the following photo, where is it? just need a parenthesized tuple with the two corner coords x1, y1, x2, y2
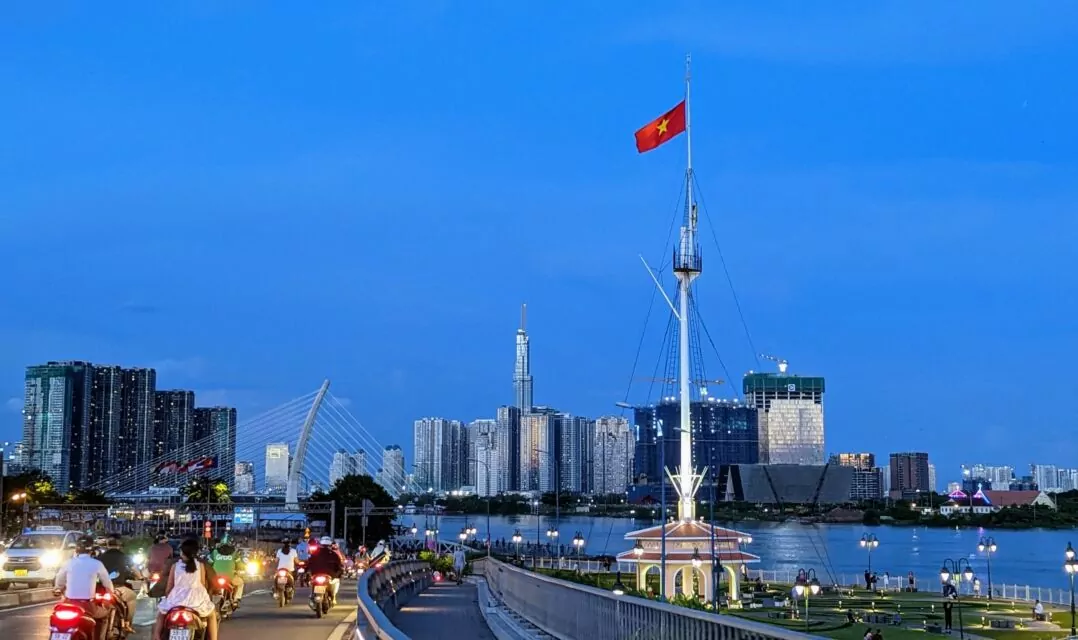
(743, 372, 825, 465)
(880, 464, 891, 495)
(557, 414, 592, 493)
(495, 406, 521, 491)
(119, 367, 157, 480)
(88, 366, 123, 486)
(962, 464, 1015, 491)
(155, 390, 195, 457)
(265, 443, 290, 493)
(413, 418, 466, 492)
(474, 429, 503, 497)
(466, 420, 497, 487)
(193, 406, 237, 487)
(381, 445, 405, 496)
(234, 461, 255, 493)
(1031, 464, 1060, 492)
(634, 399, 758, 487)
(330, 449, 356, 486)
(353, 449, 368, 477)
(928, 463, 937, 493)
(21, 361, 93, 491)
(513, 304, 534, 414)
(520, 408, 558, 492)
(591, 416, 633, 496)
(889, 452, 930, 498)
(830, 453, 882, 500)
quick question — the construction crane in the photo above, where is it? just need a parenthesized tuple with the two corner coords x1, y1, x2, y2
(760, 354, 788, 374)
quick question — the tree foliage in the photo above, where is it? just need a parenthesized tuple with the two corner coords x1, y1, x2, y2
(309, 474, 396, 547)
(181, 477, 231, 504)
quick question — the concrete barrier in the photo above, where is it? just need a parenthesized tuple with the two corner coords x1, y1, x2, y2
(0, 587, 60, 610)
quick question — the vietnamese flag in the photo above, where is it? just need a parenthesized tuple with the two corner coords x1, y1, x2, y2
(634, 101, 686, 153)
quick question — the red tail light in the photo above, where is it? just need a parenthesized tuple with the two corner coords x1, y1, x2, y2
(169, 609, 195, 625)
(151, 573, 161, 581)
(314, 575, 327, 585)
(217, 577, 228, 586)
(53, 605, 83, 622)
(94, 591, 112, 602)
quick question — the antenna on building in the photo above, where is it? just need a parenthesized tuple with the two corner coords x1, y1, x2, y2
(760, 354, 788, 374)
(521, 303, 527, 332)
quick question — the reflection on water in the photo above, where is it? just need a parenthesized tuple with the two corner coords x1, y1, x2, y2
(409, 514, 1075, 589)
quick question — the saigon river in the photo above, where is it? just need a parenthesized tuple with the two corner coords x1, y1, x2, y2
(412, 514, 1076, 591)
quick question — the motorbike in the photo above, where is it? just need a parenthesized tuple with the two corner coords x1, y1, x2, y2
(295, 561, 310, 588)
(213, 575, 236, 621)
(48, 585, 124, 640)
(273, 569, 294, 608)
(308, 574, 333, 618)
(144, 571, 164, 607)
(161, 606, 208, 640)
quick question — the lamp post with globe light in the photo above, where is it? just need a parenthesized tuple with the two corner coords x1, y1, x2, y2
(940, 558, 975, 640)
(793, 569, 821, 631)
(511, 530, 522, 560)
(977, 536, 997, 600)
(1065, 542, 1077, 637)
(860, 533, 880, 575)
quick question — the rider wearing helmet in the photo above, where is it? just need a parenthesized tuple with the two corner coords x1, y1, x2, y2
(55, 535, 114, 640)
(306, 536, 344, 605)
(210, 537, 245, 607)
(97, 534, 138, 633)
(276, 538, 299, 588)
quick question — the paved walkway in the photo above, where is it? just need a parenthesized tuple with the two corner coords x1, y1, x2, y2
(393, 582, 496, 639)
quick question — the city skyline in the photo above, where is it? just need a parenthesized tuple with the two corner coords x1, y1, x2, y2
(4, 3, 1077, 477)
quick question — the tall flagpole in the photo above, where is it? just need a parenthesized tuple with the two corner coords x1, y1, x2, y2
(673, 52, 701, 524)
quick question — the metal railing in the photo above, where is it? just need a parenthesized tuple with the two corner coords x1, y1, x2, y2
(356, 560, 433, 639)
(479, 557, 818, 640)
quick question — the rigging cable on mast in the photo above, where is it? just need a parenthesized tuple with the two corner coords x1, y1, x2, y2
(619, 182, 688, 411)
(692, 173, 762, 371)
(688, 289, 740, 400)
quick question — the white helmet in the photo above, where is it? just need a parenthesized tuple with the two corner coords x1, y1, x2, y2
(320, 536, 333, 545)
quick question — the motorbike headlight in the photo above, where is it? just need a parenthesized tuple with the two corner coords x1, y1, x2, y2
(132, 552, 146, 566)
(40, 551, 61, 568)
(246, 562, 260, 577)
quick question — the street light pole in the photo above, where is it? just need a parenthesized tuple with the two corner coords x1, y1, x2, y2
(941, 558, 975, 640)
(978, 536, 997, 600)
(1065, 542, 1077, 637)
(793, 568, 821, 631)
(859, 533, 880, 577)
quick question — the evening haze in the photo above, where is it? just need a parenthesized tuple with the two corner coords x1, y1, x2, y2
(2, 2, 1076, 475)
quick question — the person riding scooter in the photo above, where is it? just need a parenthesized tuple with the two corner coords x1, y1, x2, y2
(306, 537, 344, 605)
(54, 535, 115, 640)
(97, 534, 138, 633)
(210, 537, 245, 609)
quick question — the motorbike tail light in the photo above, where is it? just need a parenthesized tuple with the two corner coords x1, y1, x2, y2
(169, 609, 195, 625)
(95, 591, 112, 602)
(217, 577, 228, 586)
(151, 573, 161, 581)
(314, 575, 327, 585)
(53, 605, 83, 622)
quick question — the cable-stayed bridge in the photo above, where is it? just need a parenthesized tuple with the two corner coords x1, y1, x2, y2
(89, 379, 412, 500)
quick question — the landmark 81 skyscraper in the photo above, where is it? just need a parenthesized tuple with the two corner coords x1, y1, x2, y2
(513, 303, 533, 412)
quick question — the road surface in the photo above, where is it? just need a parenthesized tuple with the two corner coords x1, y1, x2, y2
(392, 582, 495, 639)
(0, 581, 355, 639)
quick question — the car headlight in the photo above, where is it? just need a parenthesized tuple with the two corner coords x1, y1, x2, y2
(40, 551, 61, 568)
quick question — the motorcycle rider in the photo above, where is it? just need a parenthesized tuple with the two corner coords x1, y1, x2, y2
(275, 538, 299, 591)
(97, 534, 138, 633)
(210, 537, 244, 607)
(54, 535, 115, 640)
(306, 536, 344, 605)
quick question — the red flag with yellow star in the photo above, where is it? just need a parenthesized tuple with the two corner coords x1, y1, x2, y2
(634, 100, 686, 153)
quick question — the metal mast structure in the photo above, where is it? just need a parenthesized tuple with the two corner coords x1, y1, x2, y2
(669, 54, 705, 524)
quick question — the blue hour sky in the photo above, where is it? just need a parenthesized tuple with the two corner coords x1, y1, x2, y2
(2, 1, 1077, 482)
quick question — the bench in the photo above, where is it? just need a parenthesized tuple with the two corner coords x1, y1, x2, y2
(988, 618, 1016, 629)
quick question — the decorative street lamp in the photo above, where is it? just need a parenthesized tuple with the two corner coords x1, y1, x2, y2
(977, 536, 997, 600)
(572, 531, 585, 563)
(793, 568, 821, 631)
(940, 558, 975, 640)
(612, 571, 626, 596)
(860, 533, 880, 574)
(1065, 542, 1078, 637)
(691, 547, 702, 569)
(410, 523, 418, 536)
(633, 540, 644, 558)
(512, 529, 522, 559)
(458, 528, 468, 543)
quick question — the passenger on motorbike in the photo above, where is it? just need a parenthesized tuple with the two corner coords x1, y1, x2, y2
(54, 535, 115, 640)
(97, 534, 138, 633)
(210, 538, 244, 607)
(276, 538, 299, 588)
(306, 537, 344, 605)
(147, 534, 173, 575)
(153, 537, 218, 640)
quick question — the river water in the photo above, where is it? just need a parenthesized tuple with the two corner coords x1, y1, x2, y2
(412, 514, 1077, 591)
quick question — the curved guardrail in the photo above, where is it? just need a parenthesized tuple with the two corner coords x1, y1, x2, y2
(355, 560, 433, 639)
(480, 557, 820, 640)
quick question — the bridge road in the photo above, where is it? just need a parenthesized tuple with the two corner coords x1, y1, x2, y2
(0, 582, 355, 639)
(392, 582, 496, 640)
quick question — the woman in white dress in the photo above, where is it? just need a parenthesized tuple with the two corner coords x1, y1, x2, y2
(153, 538, 218, 640)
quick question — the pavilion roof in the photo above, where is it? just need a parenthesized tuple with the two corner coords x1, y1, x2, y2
(624, 520, 752, 542)
(615, 548, 760, 564)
